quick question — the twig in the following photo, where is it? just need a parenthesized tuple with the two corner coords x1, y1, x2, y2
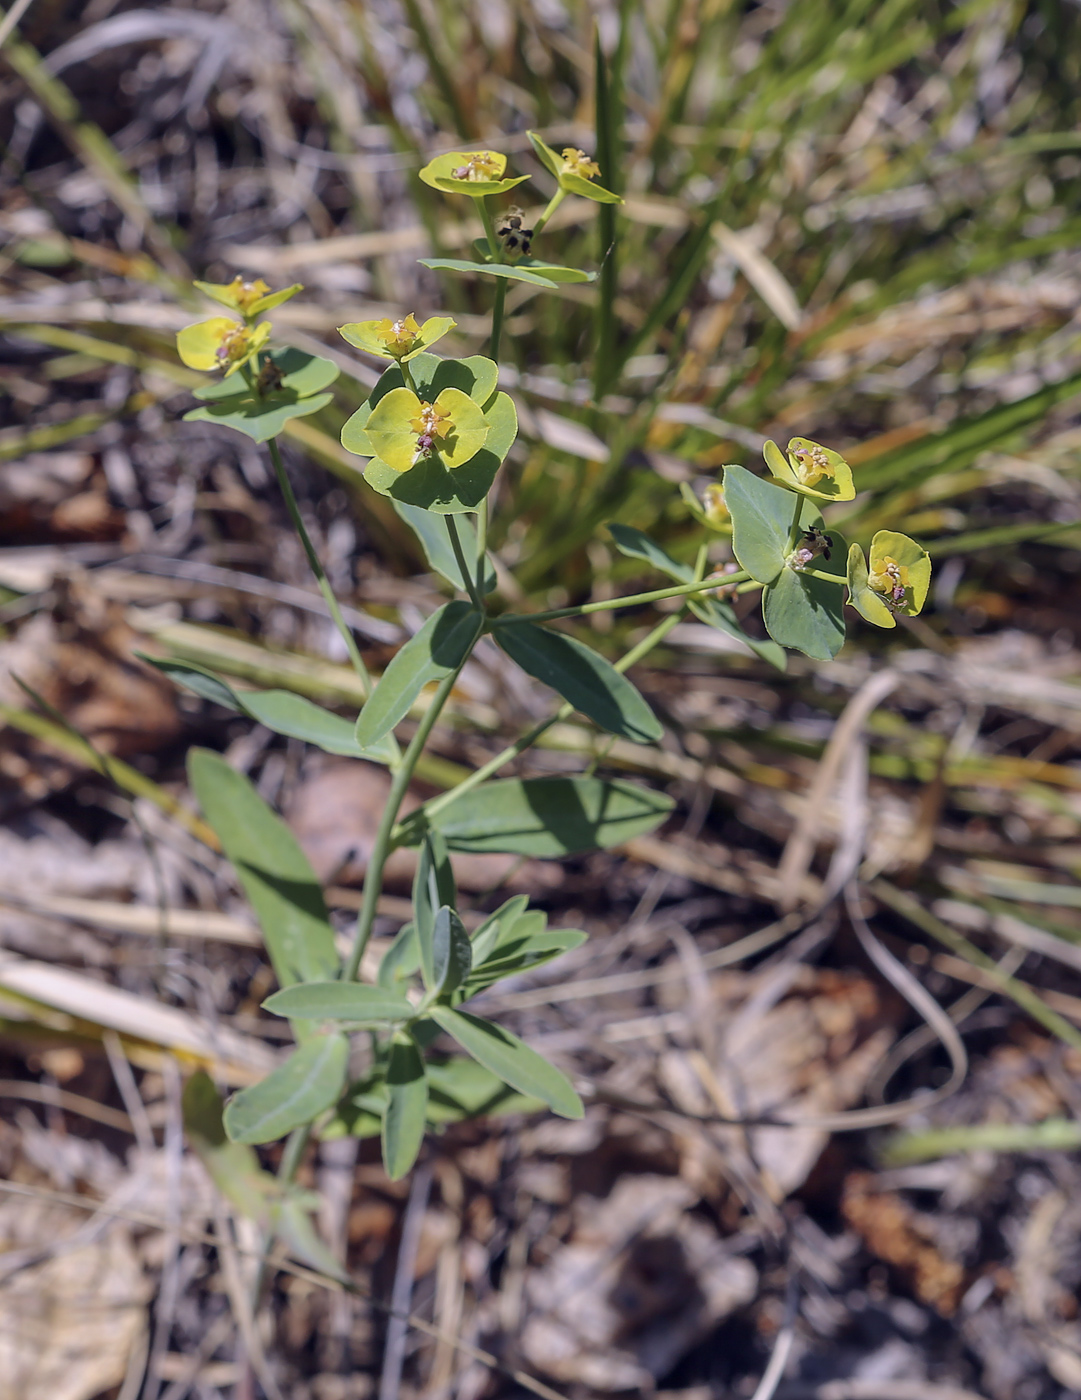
(378, 1160, 433, 1400)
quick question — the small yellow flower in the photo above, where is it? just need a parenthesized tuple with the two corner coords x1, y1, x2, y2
(365, 386, 489, 473)
(561, 147, 601, 181)
(377, 314, 422, 357)
(763, 436, 855, 502)
(338, 313, 455, 363)
(228, 276, 271, 312)
(868, 554, 908, 603)
(192, 277, 301, 319)
(176, 316, 271, 376)
(408, 398, 453, 451)
(451, 151, 504, 182)
(791, 441, 833, 487)
(703, 484, 729, 527)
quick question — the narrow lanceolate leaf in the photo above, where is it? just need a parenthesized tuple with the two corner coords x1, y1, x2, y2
(262, 982, 414, 1023)
(382, 1034, 428, 1180)
(355, 601, 479, 748)
(430, 1006, 583, 1119)
(431, 905, 472, 995)
(607, 523, 693, 582)
(152, 661, 397, 764)
(495, 623, 662, 744)
(238, 689, 397, 763)
(406, 776, 674, 857)
(223, 1033, 349, 1144)
(393, 499, 497, 594)
(188, 749, 337, 988)
(413, 832, 456, 992)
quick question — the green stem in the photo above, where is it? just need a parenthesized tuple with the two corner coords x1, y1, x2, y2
(267, 438, 372, 698)
(404, 606, 688, 833)
(343, 617, 483, 982)
(490, 278, 505, 364)
(491, 571, 747, 627)
(479, 197, 501, 260)
(400, 359, 418, 394)
(787, 491, 803, 550)
(474, 499, 488, 594)
(797, 566, 846, 585)
(531, 187, 567, 237)
(446, 515, 484, 611)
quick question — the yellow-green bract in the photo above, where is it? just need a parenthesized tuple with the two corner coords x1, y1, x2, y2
(338, 313, 455, 362)
(526, 130, 622, 204)
(418, 149, 529, 197)
(364, 386, 489, 473)
(193, 276, 302, 319)
(764, 436, 855, 502)
(176, 317, 271, 376)
(847, 531, 931, 626)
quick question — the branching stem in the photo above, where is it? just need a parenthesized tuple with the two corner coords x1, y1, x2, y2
(343, 615, 483, 982)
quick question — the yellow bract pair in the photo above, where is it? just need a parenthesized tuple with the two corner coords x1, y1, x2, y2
(338, 313, 456, 363)
(176, 277, 301, 378)
(764, 436, 856, 503)
(847, 531, 931, 626)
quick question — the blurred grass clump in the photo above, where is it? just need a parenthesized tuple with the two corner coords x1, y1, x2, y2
(2, 0, 1081, 625)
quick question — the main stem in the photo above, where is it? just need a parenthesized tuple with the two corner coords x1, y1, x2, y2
(446, 514, 483, 610)
(268, 438, 372, 698)
(479, 196, 505, 363)
(343, 618, 482, 982)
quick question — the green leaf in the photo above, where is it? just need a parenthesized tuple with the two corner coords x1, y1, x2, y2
(762, 547, 848, 661)
(184, 348, 339, 443)
(147, 660, 397, 763)
(184, 390, 334, 443)
(262, 982, 415, 1023)
(431, 905, 472, 996)
(430, 1006, 582, 1118)
(846, 542, 896, 629)
(495, 622, 662, 745)
(468, 895, 528, 966)
(405, 776, 674, 856)
(183, 1071, 280, 1221)
(224, 1033, 349, 1144)
(426, 1056, 543, 1120)
(723, 464, 820, 584)
(462, 925, 586, 998)
(141, 655, 240, 710)
(356, 601, 480, 748)
(378, 922, 420, 990)
(240, 689, 394, 760)
(188, 749, 337, 989)
(413, 831, 456, 990)
(272, 1196, 351, 1283)
(393, 500, 497, 594)
(419, 257, 577, 288)
(686, 596, 788, 671)
(382, 1034, 428, 1179)
(607, 523, 693, 582)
